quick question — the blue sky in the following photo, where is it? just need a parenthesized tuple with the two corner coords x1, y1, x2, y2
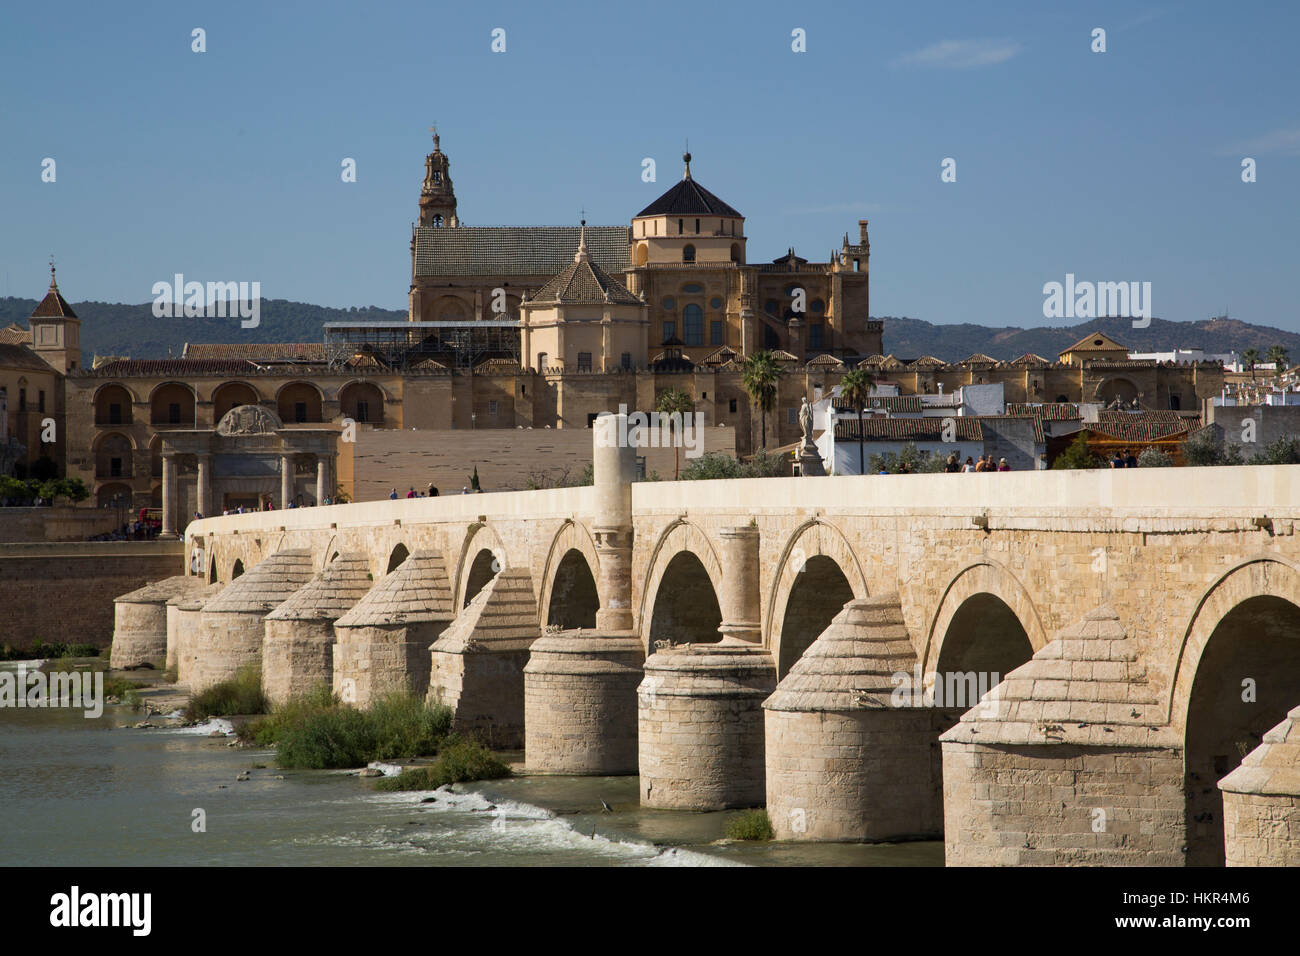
(2, 0, 1298, 333)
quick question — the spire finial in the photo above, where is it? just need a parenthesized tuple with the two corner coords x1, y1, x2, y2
(683, 140, 692, 180)
(574, 215, 589, 263)
(429, 123, 440, 151)
(48, 254, 57, 290)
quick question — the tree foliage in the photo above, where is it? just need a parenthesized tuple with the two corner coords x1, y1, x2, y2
(740, 351, 782, 450)
(1051, 434, 1106, 470)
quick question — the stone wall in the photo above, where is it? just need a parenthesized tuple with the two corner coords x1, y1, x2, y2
(346, 427, 735, 501)
(1207, 404, 1300, 455)
(942, 743, 1186, 865)
(0, 541, 183, 647)
(0, 506, 121, 542)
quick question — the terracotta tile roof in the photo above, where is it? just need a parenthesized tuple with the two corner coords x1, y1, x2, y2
(414, 225, 630, 277)
(832, 395, 923, 414)
(957, 353, 1000, 366)
(1085, 411, 1197, 442)
(972, 415, 1046, 444)
(907, 355, 947, 369)
(474, 358, 523, 374)
(1060, 330, 1128, 355)
(0, 342, 56, 373)
(183, 342, 326, 361)
(700, 345, 740, 366)
(834, 417, 983, 441)
(805, 353, 844, 369)
(1007, 402, 1082, 421)
(1009, 353, 1051, 366)
(532, 253, 642, 306)
(0, 324, 32, 346)
(73, 358, 270, 377)
(769, 350, 799, 363)
(31, 282, 78, 319)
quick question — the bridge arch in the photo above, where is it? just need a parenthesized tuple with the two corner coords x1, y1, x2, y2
(539, 520, 601, 629)
(638, 518, 724, 653)
(922, 559, 1048, 680)
(454, 522, 509, 608)
(764, 519, 869, 677)
(1169, 556, 1300, 866)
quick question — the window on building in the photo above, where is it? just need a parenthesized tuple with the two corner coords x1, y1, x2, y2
(809, 323, 824, 349)
(38, 391, 45, 413)
(678, 219, 683, 234)
(709, 296, 723, 309)
(682, 244, 696, 263)
(663, 322, 675, 343)
(168, 402, 181, 424)
(695, 218, 700, 234)
(729, 398, 738, 414)
(683, 304, 704, 345)
(538, 353, 548, 370)
(355, 399, 370, 422)
(1170, 395, 1181, 410)
(764, 299, 779, 317)
(682, 283, 704, 294)
(488, 400, 499, 417)
(110, 457, 122, 477)
(577, 352, 592, 372)
(109, 403, 122, 425)
(710, 320, 723, 345)
(661, 297, 675, 310)
(621, 352, 632, 370)
(587, 413, 599, 428)
(787, 407, 797, 425)
(18, 389, 26, 411)
(294, 402, 307, 423)
(432, 214, 443, 227)
(432, 171, 441, 183)
(764, 325, 780, 349)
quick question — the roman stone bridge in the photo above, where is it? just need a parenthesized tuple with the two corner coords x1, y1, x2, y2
(114, 415, 1300, 867)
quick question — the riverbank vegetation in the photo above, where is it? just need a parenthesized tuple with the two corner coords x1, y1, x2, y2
(372, 737, 511, 791)
(0, 640, 100, 662)
(725, 809, 774, 841)
(185, 665, 268, 721)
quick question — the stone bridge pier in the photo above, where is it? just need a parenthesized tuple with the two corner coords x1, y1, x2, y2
(524, 412, 642, 774)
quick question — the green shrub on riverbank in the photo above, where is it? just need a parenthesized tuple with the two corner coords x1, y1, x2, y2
(268, 692, 454, 769)
(372, 737, 511, 791)
(185, 666, 267, 721)
(102, 674, 144, 711)
(725, 809, 774, 841)
(239, 684, 337, 747)
(0, 640, 100, 662)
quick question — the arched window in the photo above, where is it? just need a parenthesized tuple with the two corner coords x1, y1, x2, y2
(432, 214, 443, 227)
(682, 244, 696, 263)
(683, 304, 704, 346)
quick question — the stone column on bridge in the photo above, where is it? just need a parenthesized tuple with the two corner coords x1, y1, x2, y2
(524, 411, 643, 775)
(160, 453, 178, 539)
(1219, 705, 1300, 866)
(280, 454, 294, 509)
(940, 605, 1183, 866)
(637, 521, 778, 810)
(110, 575, 207, 669)
(315, 457, 328, 505)
(196, 454, 211, 518)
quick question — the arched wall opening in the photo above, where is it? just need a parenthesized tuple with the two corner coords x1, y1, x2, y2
(464, 548, 499, 607)
(94, 384, 134, 426)
(648, 551, 722, 648)
(231, 559, 244, 580)
(213, 382, 259, 422)
(339, 382, 386, 425)
(387, 543, 410, 574)
(1183, 595, 1300, 866)
(277, 382, 323, 424)
(208, 555, 218, 584)
(150, 382, 196, 426)
(547, 548, 599, 629)
(776, 555, 854, 678)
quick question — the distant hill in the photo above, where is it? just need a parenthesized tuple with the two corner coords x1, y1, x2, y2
(2, 296, 1296, 366)
(877, 315, 1300, 364)
(0, 297, 406, 364)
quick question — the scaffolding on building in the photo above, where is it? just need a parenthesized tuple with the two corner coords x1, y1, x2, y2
(322, 321, 521, 371)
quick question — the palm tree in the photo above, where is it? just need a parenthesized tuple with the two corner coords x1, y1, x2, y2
(740, 351, 781, 451)
(838, 369, 876, 476)
(654, 387, 695, 479)
(1242, 348, 1260, 382)
(1268, 345, 1289, 375)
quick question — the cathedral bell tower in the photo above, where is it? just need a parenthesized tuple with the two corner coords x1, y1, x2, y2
(418, 127, 457, 227)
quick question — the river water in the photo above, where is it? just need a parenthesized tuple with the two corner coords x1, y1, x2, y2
(0, 662, 941, 867)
